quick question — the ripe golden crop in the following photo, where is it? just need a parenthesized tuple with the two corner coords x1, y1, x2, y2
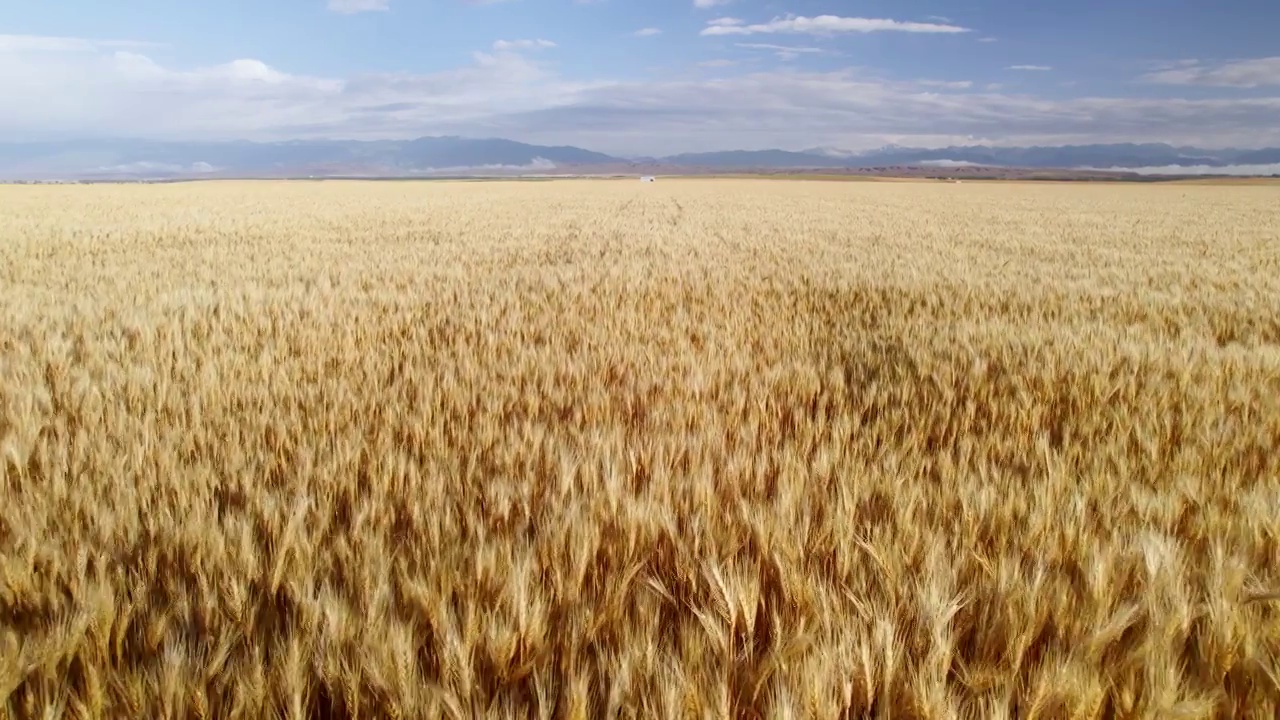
(2, 178, 1279, 718)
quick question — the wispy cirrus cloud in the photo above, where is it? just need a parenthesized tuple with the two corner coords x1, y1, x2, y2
(492, 39, 556, 51)
(634, 28, 663, 37)
(1008, 65, 1052, 71)
(0, 34, 159, 52)
(701, 14, 970, 37)
(917, 79, 974, 89)
(1142, 57, 1280, 88)
(327, 0, 389, 14)
(735, 43, 830, 61)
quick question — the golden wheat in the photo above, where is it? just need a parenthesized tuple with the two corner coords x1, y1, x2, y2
(2, 178, 1279, 719)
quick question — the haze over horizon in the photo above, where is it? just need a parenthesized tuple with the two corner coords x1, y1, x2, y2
(2, 0, 1279, 156)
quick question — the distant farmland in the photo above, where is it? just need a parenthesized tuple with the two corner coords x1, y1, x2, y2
(2, 179, 1279, 718)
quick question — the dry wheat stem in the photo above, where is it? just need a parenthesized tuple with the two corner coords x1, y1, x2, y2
(1, 178, 1279, 719)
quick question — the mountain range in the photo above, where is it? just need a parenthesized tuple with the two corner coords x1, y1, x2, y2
(2, 137, 1279, 180)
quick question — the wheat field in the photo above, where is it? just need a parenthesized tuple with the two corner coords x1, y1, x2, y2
(1, 178, 1279, 719)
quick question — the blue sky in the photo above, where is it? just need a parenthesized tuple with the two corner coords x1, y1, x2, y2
(1, 0, 1278, 154)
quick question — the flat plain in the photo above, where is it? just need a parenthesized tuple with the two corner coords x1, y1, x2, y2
(2, 179, 1279, 719)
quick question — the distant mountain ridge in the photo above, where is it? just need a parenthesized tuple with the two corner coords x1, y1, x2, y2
(0, 137, 617, 179)
(1, 137, 1278, 179)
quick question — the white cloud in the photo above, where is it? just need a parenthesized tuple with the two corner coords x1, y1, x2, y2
(919, 159, 983, 167)
(327, 0, 389, 14)
(2, 34, 1280, 156)
(0, 34, 157, 52)
(634, 28, 663, 37)
(468, 77, 1280, 154)
(418, 158, 558, 174)
(706, 17, 743, 27)
(1084, 163, 1280, 176)
(492, 39, 557, 51)
(694, 0, 733, 7)
(203, 59, 294, 83)
(1008, 65, 1052, 71)
(1142, 57, 1280, 88)
(698, 59, 738, 68)
(735, 43, 829, 61)
(96, 160, 219, 175)
(701, 14, 970, 36)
